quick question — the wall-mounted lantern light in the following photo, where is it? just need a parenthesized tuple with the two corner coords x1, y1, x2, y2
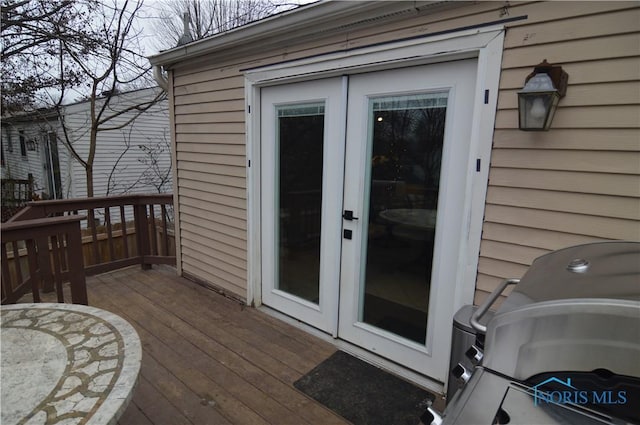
(518, 59, 569, 131)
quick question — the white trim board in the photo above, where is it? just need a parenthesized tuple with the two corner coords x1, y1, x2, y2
(245, 26, 504, 84)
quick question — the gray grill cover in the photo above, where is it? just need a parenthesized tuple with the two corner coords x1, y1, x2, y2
(482, 241, 640, 380)
(497, 241, 640, 315)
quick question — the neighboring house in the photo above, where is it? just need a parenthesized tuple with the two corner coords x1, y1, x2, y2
(149, 1, 640, 392)
(1, 87, 171, 202)
(1, 109, 60, 199)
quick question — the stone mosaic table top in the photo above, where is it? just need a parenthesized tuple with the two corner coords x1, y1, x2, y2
(1, 303, 142, 425)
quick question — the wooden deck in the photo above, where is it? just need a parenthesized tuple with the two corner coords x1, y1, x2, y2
(20, 265, 349, 425)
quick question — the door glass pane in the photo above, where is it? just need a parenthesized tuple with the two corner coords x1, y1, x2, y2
(361, 92, 448, 344)
(277, 103, 325, 303)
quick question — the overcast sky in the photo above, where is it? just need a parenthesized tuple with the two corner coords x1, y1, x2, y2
(135, 0, 315, 57)
(136, 1, 174, 56)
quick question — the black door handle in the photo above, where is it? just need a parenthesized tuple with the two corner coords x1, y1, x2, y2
(343, 210, 359, 221)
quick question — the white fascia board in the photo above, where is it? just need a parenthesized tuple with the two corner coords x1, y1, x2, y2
(148, 1, 454, 68)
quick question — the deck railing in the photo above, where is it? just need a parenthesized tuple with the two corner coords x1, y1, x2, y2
(1, 215, 88, 304)
(1, 194, 175, 305)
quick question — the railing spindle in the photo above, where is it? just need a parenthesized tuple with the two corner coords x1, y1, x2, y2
(1, 244, 11, 299)
(120, 205, 129, 258)
(26, 239, 40, 303)
(11, 241, 23, 284)
(88, 208, 99, 265)
(36, 236, 54, 293)
(105, 207, 115, 261)
(161, 204, 168, 256)
(59, 233, 68, 271)
(50, 234, 64, 303)
(149, 204, 158, 256)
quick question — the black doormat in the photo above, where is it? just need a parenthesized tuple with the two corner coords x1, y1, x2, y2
(294, 351, 435, 425)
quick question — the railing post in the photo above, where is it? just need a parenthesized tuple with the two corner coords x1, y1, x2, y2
(134, 204, 152, 270)
(36, 235, 55, 293)
(66, 221, 88, 305)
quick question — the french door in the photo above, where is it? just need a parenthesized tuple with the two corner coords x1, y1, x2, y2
(260, 78, 344, 334)
(261, 60, 477, 380)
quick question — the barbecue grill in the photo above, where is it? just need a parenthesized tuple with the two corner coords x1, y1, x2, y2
(425, 241, 640, 425)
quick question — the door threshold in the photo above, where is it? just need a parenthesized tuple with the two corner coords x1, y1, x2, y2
(258, 305, 446, 399)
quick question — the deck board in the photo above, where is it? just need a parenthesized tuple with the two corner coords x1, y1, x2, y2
(17, 266, 349, 425)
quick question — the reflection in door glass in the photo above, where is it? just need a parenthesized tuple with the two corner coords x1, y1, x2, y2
(361, 92, 448, 344)
(277, 103, 325, 304)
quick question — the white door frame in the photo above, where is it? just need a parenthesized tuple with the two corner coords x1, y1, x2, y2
(244, 26, 504, 380)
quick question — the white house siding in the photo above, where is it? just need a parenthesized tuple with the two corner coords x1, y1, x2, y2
(167, 1, 640, 301)
(2, 88, 171, 205)
(63, 88, 171, 199)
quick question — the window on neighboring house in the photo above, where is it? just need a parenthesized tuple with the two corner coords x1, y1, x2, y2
(19, 130, 27, 157)
(26, 138, 37, 151)
(6, 132, 13, 153)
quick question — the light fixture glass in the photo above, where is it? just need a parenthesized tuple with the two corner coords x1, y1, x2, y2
(518, 73, 560, 131)
(517, 60, 568, 131)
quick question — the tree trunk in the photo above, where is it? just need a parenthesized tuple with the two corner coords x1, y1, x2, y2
(86, 124, 97, 198)
(85, 167, 94, 198)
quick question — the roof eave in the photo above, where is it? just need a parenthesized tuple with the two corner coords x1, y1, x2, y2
(148, 1, 457, 68)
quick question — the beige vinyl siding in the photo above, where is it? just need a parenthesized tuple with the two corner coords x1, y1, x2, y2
(172, 63, 247, 296)
(170, 1, 640, 301)
(487, 168, 640, 197)
(478, 2, 640, 305)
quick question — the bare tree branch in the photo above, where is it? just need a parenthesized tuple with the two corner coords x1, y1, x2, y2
(4, 0, 168, 198)
(1, 0, 100, 111)
(98, 91, 166, 129)
(150, 0, 300, 51)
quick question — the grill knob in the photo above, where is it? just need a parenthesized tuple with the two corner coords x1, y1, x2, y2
(452, 363, 472, 383)
(567, 258, 590, 273)
(465, 345, 483, 365)
(420, 407, 443, 425)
